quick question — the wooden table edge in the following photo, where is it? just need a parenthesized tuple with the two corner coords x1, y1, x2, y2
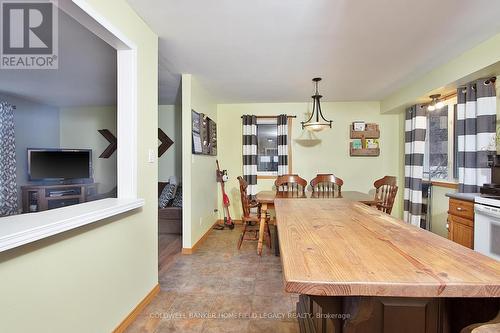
(283, 280, 500, 298)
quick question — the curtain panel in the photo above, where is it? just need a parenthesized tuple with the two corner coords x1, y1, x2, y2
(404, 104, 427, 227)
(277, 114, 288, 176)
(242, 115, 257, 197)
(0, 101, 18, 216)
(456, 78, 497, 193)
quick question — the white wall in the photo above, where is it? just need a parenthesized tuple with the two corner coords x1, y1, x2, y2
(181, 74, 219, 249)
(158, 104, 182, 181)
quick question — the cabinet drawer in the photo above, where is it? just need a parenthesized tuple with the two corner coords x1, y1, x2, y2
(448, 198, 474, 220)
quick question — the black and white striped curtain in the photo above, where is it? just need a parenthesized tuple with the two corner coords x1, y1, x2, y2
(242, 115, 257, 197)
(404, 104, 427, 227)
(277, 114, 288, 176)
(457, 79, 497, 193)
(0, 101, 18, 216)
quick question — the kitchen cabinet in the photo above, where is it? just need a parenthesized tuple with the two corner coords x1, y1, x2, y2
(447, 198, 474, 249)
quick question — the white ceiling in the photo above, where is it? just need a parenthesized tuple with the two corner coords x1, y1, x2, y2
(0, 10, 116, 108)
(127, 0, 500, 105)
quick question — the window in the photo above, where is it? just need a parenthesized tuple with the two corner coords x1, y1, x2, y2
(256, 117, 291, 177)
(0, 2, 143, 253)
(424, 100, 457, 182)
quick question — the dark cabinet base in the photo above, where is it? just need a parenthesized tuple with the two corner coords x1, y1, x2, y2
(296, 295, 499, 333)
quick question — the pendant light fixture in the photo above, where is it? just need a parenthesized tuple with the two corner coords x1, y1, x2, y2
(301, 77, 332, 132)
(427, 94, 445, 111)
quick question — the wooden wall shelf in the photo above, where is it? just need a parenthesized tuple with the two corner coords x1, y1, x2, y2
(350, 144, 380, 157)
(350, 123, 380, 139)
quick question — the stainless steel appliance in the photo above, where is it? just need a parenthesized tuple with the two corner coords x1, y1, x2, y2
(479, 154, 500, 196)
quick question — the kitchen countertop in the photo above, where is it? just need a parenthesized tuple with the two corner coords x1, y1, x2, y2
(445, 192, 481, 202)
(275, 198, 500, 297)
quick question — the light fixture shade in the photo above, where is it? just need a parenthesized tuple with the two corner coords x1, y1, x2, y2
(301, 78, 333, 131)
(428, 94, 443, 112)
(304, 122, 331, 132)
(435, 101, 445, 109)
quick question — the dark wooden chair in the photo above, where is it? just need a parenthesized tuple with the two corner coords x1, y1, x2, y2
(373, 176, 398, 214)
(274, 174, 307, 196)
(237, 176, 271, 250)
(310, 174, 344, 198)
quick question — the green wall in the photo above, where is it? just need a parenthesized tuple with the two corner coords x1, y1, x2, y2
(181, 75, 219, 249)
(381, 32, 500, 113)
(217, 102, 404, 220)
(158, 104, 182, 182)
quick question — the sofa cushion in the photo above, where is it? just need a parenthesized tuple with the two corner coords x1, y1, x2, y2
(171, 186, 182, 207)
(159, 183, 177, 208)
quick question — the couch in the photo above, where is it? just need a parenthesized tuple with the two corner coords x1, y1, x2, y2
(158, 182, 182, 234)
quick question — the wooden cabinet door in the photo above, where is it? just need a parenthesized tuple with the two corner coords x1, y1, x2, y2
(448, 215, 474, 249)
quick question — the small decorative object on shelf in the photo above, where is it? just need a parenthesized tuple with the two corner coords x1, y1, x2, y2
(366, 139, 379, 149)
(352, 139, 362, 149)
(353, 121, 366, 131)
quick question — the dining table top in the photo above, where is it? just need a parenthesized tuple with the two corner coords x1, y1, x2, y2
(274, 197, 500, 298)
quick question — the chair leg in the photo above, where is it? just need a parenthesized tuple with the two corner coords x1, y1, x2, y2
(265, 221, 272, 248)
(274, 225, 280, 256)
(237, 222, 248, 249)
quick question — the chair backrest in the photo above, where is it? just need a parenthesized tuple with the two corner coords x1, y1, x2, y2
(374, 176, 398, 214)
(237, 176, 252, 218)
(310, 174, 344, 197)
(275, 174, 307, 194)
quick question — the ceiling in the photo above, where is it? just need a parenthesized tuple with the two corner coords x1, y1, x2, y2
(0, 9, 116, 108)
(127, 0, 500, 105)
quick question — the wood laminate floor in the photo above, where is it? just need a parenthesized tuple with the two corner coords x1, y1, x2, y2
(125, 225, 299, 333)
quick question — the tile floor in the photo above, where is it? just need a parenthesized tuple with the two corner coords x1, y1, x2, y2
(125, 225, 299, 333)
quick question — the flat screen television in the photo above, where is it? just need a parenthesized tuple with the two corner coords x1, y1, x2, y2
(28, 148, 93, 183)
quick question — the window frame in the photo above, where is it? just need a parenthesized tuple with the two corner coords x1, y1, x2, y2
(255, 116, 293, 179)
(0, 0, 144, 253)
(424, 98, 459, 186)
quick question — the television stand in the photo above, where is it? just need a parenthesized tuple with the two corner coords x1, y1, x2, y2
(21, 183, 98, 213)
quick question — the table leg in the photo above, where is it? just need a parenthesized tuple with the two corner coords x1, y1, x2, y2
(257, 202, 267, 256)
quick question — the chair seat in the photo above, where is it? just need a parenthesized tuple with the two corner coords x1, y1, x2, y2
(243, 214, 260, 223)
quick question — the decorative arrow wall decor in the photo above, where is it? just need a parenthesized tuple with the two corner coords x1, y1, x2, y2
(158, 128, 174, 157)
(98, 129, 117, 158)
(98, 128, 173, 159)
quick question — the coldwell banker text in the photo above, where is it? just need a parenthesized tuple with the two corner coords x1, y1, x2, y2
(1, 0, 58, 69)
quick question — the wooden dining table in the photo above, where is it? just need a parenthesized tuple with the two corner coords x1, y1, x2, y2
(255, 190, 381, 255)
(274, 197, 500, 332)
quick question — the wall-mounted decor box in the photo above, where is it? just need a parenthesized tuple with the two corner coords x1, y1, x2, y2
(192, 109, 217, 156)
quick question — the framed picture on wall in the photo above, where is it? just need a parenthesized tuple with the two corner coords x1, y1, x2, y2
(192, 109, 201, 133)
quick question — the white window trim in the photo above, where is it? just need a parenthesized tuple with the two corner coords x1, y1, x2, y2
(0, 0, 144, 253)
